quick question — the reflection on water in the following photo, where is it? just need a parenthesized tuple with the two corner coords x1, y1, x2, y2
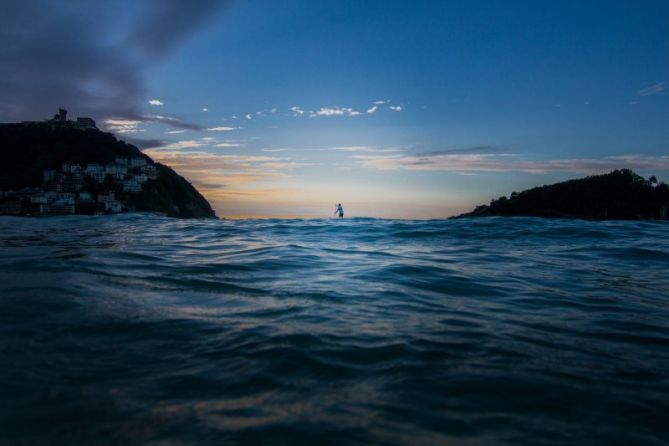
(0, 215, 668, 445)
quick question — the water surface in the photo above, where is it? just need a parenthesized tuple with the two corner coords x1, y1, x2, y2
(1, 215, 668, 445)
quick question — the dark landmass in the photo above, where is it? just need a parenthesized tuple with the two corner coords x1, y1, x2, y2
(0, 116, 215, 218)
(456, 169, 669, 220)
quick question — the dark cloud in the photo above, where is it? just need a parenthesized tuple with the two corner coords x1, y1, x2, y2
(138, 114, 205, 131)
(0, 0, 227, 128)
(129, 0, 228, 57)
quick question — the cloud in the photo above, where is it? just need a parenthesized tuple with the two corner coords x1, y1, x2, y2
(329, 146, 404, 153)
(315, 107, 361, 117)
(389, 105, 403, 112)
(245, 114, 253, 120)
(126, 0, 229, 58)
(639, 82, 666, 97)
(165, 129, 186, 134)
(215, 142, 243, 148)
(373, 100, 386, 105)
(148, 99, 164, 106)
(0, 1, 226, 125)
(367, 106, 378, 114)
(290, 106, 305, 116)
(140, 114, 203, 130)
(419, 146, 507, 156)
(104, 119, 142, 134)
(141, 149, 314, 193)
(207, 126, 238, 132)
(147, 139, 209, 151)
(202, 108, 209, 112)
(352, 151, 669, 174)
(260, 161, 319, 170)
(262, 148, 294, 152)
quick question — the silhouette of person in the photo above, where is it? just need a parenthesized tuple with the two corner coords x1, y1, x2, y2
(334, 203, 344, 218)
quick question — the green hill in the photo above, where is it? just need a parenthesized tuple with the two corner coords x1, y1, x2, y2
(0, 123, 215, 218)
(456, 169, 669, 220)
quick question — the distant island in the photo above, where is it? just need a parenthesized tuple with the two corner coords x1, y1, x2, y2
(0, 109, 215, 218)
(456, 169, 669, 220)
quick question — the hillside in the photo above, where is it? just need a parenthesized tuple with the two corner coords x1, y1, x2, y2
(0, 122, 215, 218)
(456, 169, 669, 220)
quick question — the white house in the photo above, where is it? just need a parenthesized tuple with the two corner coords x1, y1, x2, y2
(130, 158, 147, 168)
(86, 164, 104, 174)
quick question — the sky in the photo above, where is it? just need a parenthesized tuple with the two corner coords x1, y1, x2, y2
(1, 0, 668, 218)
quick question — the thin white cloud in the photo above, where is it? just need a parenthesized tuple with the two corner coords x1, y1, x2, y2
(245, 113, 253, 120)
(330, 146, 403, 153)
(261, 161, 320, 170)
(143, 115, 196, 129)
(290, 106, 305, 116)
(104, 119, 141, 134)
(639, 81, 666, 97)
(262, 148, 294, 152)
(352, 152, 669, 174)
(216, 142, 243, 148)
(367, 106, 378, 114)
(165, 129, 186, 134)
(373, 100, 386, 105)
(207, 126, 238, 132)
(148, 99, 164, 106)
(389, 105, 403, 112)
(202, 107, 209, 112)
(316, 107, 361, 117)
(151, 140, 208, 151)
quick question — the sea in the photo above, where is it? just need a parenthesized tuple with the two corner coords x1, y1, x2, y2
(0, 215, 668, 445)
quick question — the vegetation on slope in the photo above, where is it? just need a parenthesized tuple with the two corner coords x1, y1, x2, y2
(458, 169, 669, 220)
(0, 123, 215, 218)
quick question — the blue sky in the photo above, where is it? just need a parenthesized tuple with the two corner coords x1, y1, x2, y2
(2, 0, 668, 217)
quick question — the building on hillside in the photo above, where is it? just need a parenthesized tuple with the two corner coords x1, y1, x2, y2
(61, 162, 82, 173)
(130, 157, 147, 168)
(86, 164, 104, 174)
(144, 165, 159, 180)
(52, 109, 67, 123)
(75, 117, 96, 130)
(98, 191, 116, 204)
(122, 180, 142, 193)
(78, 192, 94, 202)
(105, 164, 127, 176)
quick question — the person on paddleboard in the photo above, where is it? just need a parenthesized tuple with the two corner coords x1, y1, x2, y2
(334, 203, 344, 218)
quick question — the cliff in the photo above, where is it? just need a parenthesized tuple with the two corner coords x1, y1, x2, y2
(456, 169, 669, 220)
(0, 123, 216, 218)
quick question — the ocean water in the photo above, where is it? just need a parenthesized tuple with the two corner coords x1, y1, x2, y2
(0, 215, 668, 446)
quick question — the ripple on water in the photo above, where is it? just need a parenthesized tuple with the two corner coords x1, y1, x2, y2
(0, 215, 668, 445)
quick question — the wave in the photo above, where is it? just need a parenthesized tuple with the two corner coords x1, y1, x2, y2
(0, 215, 668, 445)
